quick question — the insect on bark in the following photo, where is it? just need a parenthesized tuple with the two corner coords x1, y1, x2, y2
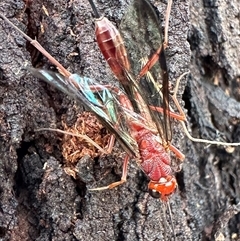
(1, 0, 240, 239)
(86, 0, 240, 195)
(87, 0, 183, 200)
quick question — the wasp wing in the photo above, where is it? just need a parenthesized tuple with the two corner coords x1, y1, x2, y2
(29, 68, 137, 157)
(119, 0, 172, 143)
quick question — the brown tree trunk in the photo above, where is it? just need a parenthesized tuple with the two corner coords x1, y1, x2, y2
(0, 0, 239, 240)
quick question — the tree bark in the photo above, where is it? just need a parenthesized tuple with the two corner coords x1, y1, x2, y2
(0, 0, 239, 240)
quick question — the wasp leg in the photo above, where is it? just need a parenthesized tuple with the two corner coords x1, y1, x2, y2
(89, 155, 130, 191)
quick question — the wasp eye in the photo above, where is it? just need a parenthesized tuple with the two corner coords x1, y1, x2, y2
(148, 188, 161, 199)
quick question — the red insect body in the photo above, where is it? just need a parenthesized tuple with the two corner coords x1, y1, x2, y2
(94, 8, 178, 200)
(88, 0, 181, 200)
(117, 85, 177, 200)
(137, 130, 171, 181)
(125, 112, 177, 199)
(95, 17, 130, 85)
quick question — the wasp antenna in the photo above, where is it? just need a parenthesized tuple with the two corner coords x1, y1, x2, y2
(88, 0, 101, 19)
(160, 201, 176, 241)
(161, 202, 168, 241)
(162, 200, 176, 241)
(167, 200, 176, 241)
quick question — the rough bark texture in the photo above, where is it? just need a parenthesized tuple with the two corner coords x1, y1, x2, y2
(0, 0, 239, 241)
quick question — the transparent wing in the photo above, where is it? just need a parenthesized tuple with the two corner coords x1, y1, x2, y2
(29, 68, 137, 157)
(119, 0, 172, 143)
